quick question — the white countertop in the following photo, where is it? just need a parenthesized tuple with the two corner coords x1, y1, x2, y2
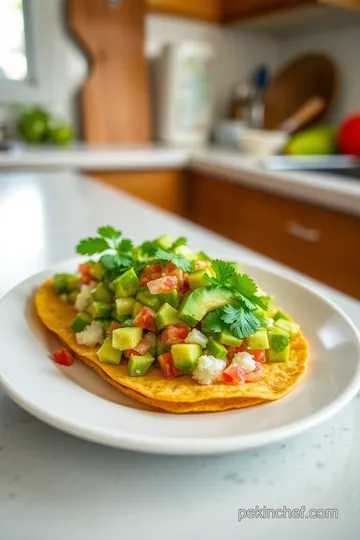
(1, 143, 360, 216)
(0, 171, 360, 540)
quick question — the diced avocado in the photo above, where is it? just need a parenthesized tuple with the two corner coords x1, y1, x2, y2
(54, 273, 80, 294)
(178, 287, 235, 326)
(155, 234, 173, 250)
(188, 268, 212, 290)
(174, 245, 197, 261)
(119, 317, 134, 327)
(257, 295, 274, 316)
(266, 327, 290, 362)
(154, 303, 182, 330)
(157, 336, 171, 356)
(92, 282, 112, 303)
(132, 301, 143, 318)
(247, 328, 269, 350)
(274, 319, 300, 337)
(207, 337, 227, 359)
(136, 288, 161, 311)
(128, 352, 155, 377)
(219, 330, 243, 347)
(157, 289, 180, 309)
(97, 338, 122, 365)
(70, 312, 92, 332)
(116, 297, 135, 317)
(90, 261, 105, 281)
(66, 274, 81, 292)
(54, 274, 68, 294)
(197, 251, 212, 262)
(68, 291, 78, 304)
(87, 301, 112, 319)
(273, 309, 292, 322)
(112, 327, 142, 351)
(114, 268, 140, 298)
(171, 344, 202, 371)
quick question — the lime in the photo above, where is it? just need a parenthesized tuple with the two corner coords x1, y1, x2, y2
(48, 120, 74, 146)
(18, 107, 49, 143)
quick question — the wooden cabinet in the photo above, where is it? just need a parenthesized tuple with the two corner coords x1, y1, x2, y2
(147, 0, 221, 21)
(222, 0, 359, 22)
(86, 170, 186, 216)
(222, 0, 312, 22)
(187, 172, 360, 299)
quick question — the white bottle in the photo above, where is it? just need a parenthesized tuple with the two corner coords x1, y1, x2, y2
(155, 42, 214, 146)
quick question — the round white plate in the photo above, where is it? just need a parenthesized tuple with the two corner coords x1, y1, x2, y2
(1, 259, 360, 455)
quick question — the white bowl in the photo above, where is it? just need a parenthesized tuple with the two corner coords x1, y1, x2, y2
(239, 129, 288, 156)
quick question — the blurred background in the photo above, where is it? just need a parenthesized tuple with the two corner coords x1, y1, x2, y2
(0, 0, 360, 299)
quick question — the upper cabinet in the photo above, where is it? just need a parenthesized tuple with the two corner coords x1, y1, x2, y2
(147, 0, 221, 22)
(147, 0, 360, 25)
(222, 0, 360, 22)
(222, 0, 316, 22)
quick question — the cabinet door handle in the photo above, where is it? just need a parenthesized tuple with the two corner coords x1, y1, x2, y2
(285, 221, 321, 242)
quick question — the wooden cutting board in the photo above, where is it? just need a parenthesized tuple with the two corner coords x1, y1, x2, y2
(68, 0, 151, 143)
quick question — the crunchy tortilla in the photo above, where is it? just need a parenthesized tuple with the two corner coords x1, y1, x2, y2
(35, 280, 308, 413)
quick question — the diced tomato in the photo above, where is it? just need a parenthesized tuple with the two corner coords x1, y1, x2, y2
(162, 324, 191, 345)
(140, 264, 163, 286)
(147, 275, 178, 295)
(222, 364, 245, 384)
(134, 332, 156, 355)
(194, 260, 211, 270)
(134, 306, 156, 332)
(78, 263, 93, 285)
(227, 344, 266, 363)
(165, 263, 184, 289)
(244, 361, 263, 382)
(158, 352, 182, 379)
(52, 348, 74, 367)
(124, 349, 141, 359)
(106, 321, 122, 338)
(250, 349, 266, 363)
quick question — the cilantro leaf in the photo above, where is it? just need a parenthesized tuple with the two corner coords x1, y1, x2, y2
(171, 236, 187, 250)
(270, 332, 290, 353)
(76, 237, 109, 255)
(155, 248, 194, 272)
(139, 241, 158, 257)
(229, 274, 267, 310)
(202, 311, 228, 334)
(229, 273, 257, 296)
(220, 305, 266, 339)
(210, 260, 236, 286)
(117, 238, 133, 253)
(100, 253, 133, 270)
(97, 226, 121, 242)
(100, 254, 120, 270)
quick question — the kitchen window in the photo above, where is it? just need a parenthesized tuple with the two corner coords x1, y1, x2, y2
(0, 0, 54, 103)
(0, 0, 30, 82)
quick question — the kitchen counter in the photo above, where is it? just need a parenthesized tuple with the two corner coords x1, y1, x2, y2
(1, 143, 360, 216)
(0, 170, 360, 540)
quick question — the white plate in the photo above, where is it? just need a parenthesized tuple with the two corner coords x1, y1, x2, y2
(1, 259, 360, 455)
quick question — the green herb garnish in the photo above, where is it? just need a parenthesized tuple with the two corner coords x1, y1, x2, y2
(155, 248, 194, 273)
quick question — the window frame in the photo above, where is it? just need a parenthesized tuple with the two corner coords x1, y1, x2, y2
(0, 0, 55, 104)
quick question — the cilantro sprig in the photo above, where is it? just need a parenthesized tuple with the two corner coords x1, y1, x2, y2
(155, 248, 193, 273)
(203, 259, 267, 338)
(76, 226, 133, 272)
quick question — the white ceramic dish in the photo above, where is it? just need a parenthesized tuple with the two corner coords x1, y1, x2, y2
(1, 259, 360, 455)
(239, 129, 288, 156)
